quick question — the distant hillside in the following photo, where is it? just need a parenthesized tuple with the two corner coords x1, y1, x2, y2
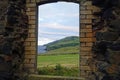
(38, 36, 80, 54)
(38, 46, 46, 54)
(44, 36, 79, 51)
(41, 46, 79, 55)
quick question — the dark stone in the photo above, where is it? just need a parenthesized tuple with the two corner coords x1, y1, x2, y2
(102, 75, 113, 80)
(92, 0, 109, 8)
(92, 0, 120, 79)
(7, 16, 18, 25)
(96, 61, 110, 72)
(102, 32, 119, 41)
(92, 0, 120, 8)
(92, 41, 112, 54)
(109, 43, 120, 51)
(93, 11, 103, 17)
(93, 21, 105, 31)
(95, 32, 103, 41)
(7, 4, 18, 15)
(109, 19, 120, 32)
(0, 72, 12, 80)
(0, 42, 12, 55)
(0, 0, 28, 80)
(95, 31, 119, 41)
(102, 8, 116, 20)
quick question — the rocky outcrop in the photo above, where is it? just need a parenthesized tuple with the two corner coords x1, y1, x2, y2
(0, 0, 28, 80)
(88, 0, 120, 80)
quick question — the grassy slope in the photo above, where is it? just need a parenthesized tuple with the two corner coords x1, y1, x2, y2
(37, 54, 79, 68)
(37, 36, 80, 76)
(37, 54, 80, 77)
(40, 45, 79, 55)
(37, 36, 80, 68)
(44, 36, 79, 51)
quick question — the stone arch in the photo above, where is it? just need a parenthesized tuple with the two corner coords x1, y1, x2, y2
(25, 0, 96, 78)
(0, 0, 119, 79)
(37, 0, 79, 5)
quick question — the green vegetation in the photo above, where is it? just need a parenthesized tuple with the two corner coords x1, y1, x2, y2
(37, 54, 80, 77)
(37, 36, 80, 77)
(37, 64, 79, 77)
(45, 36, 79, 51)
(40, 46, 79, 55)
(37, 54, 79, 67)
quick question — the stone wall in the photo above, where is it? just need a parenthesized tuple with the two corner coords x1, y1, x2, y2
(0, 0, 29, 80)
(1, 0, 120, 80)
(88, 0, 120, 80)
(28, 74, 85, 80)
(0, 0, 107, 79)
(80, 1, 97, 77)
(0, 0, 8, 33)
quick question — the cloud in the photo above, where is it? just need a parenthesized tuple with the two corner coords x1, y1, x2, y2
(39, 13, 79, 19)
(56, 13, 79, 17)
(38, 2, 79, 18)
(38, 31, 76, 36)
(40, 23, 79, 33)
(39, 18, 44, 21)
(38, 38, 54, 45)
(37, 2, 79, 45)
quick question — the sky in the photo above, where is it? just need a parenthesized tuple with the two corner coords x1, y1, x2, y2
(38, 2, 79, 45)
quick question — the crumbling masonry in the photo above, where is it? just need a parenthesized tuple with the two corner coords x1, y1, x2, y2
(0, 0, 120, 80)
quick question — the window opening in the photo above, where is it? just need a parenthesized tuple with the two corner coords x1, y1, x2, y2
(37, 2, 80, 77)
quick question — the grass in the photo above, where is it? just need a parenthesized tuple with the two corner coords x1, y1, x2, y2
(37, 36, 80, 76)
(39, 46, 79, 55)
(37, 64, 79, 77)
(45, 36, 79, 51)
(37, 54, 79, 68)
(37, 54, 80, 77)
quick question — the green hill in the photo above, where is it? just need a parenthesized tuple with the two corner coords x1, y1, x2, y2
(41, 46, 79, 55)
(44, 36, 79, 51)
(39, 36, 80, 55)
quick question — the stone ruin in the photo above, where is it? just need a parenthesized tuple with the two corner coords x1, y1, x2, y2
(0, 0, 28, 80)
(0, 0, 120, 80)
(88, 0, 120, 80)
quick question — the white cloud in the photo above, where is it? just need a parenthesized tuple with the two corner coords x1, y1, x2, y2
(39, 18, 44, 21)
(57, 13, 79, 17)
(37, 2, 79, 46)
(39, 13, 79, 19)
(40, 23, 79, 33)
(38, 38, 54, 45)
(38, 31, 79, 37)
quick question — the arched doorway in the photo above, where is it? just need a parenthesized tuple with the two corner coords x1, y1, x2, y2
(25, 0, 94, 77)
(37, 2, 80, 77)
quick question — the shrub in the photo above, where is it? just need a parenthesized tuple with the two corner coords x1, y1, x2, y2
(37, 64, 79, 77)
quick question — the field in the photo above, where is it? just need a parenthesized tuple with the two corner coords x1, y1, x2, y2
(37, 36, 80, 76)
(37, 54, 80, 76)
(37, 54, 79, 68)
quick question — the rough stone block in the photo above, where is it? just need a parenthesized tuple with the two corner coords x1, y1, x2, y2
(86, 42, 93, 47)
(80, 19, 92, 24)
(80, 47, 92, 51)
(81, 38, 93, 42)
(80, 11, 92, 15)
(82, 1, 92, 6)
(25, 55, 36, 59)
(80, 33, 86, 37)
(86, 33, 93, 37)
(24, 63, 35, 68)
(81, 29, 92, 32)
(25, 38, 36, 41)
(26, 3, 36, 7)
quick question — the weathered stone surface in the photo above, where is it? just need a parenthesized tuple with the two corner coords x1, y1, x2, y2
(0, 0, 28, 80)
(95, 32, 119, 41)
(88, 0, 120, 80)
